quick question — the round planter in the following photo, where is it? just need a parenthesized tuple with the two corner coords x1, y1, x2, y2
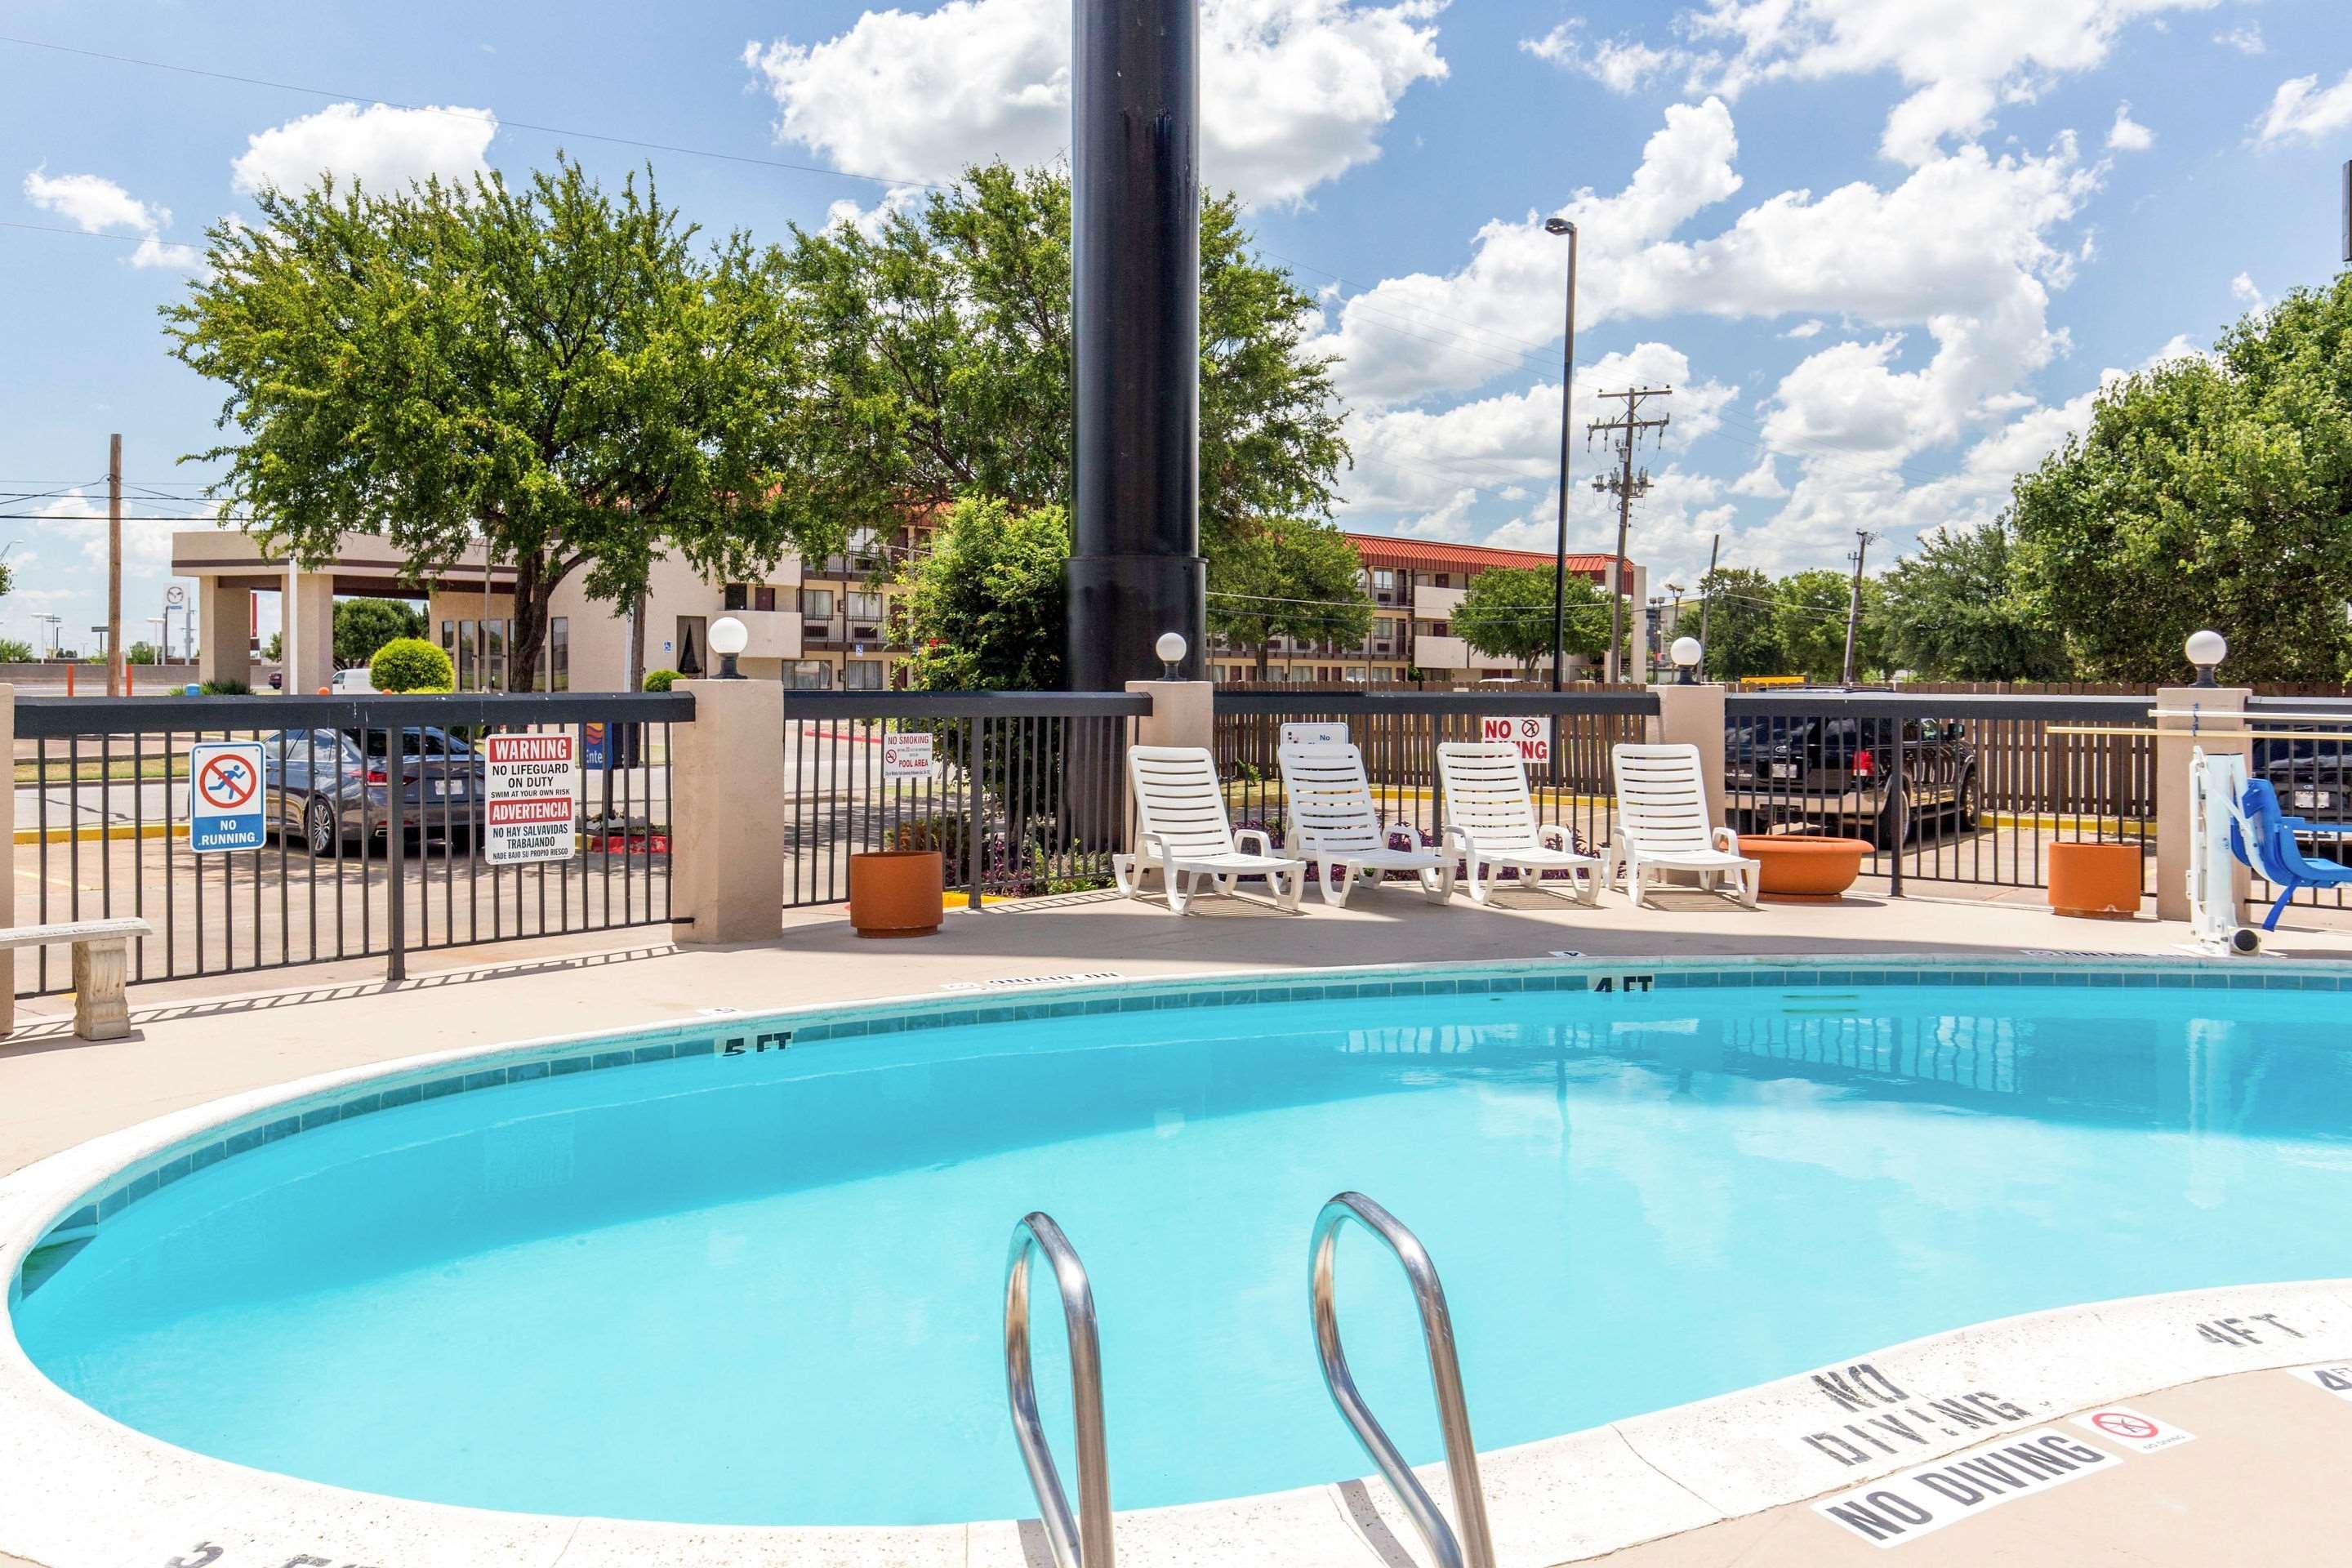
(2047, 841, 2143, 920)
(848, 849, 945, 938)
(1737, 835, 1870, 902)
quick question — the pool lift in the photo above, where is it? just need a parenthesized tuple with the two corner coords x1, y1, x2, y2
(1002, 1194, 1497, 1568)
(2187, 747, 2262, 956)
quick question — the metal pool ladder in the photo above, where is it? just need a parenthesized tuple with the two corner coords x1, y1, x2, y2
(1311, 1191, 1497, 1568)
(1004, 1211, 1114, 1568)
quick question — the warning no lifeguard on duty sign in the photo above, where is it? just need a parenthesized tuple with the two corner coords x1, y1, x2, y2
(483, 733, 579, 865)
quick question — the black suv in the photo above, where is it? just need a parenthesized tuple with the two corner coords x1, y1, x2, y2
(1725, 712, 1980, 846)
(2256, 737, 2352, 862)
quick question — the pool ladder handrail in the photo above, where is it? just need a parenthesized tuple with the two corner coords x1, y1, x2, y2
(1310, 1191, 1496, 1568)
(1004, 1211, 1114, 1568)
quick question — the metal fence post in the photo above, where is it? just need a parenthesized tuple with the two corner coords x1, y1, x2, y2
(965, 719, 984, 911)
(386, 724, 408, 981)
(1886, 716, 1905, 898)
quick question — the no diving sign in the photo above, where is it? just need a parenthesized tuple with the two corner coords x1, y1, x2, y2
(483, 733, 578, 865)
(1481, 715, 1550, 765)
(188, 741, 266, 853)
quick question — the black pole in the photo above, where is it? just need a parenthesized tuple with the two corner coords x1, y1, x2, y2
(1547, 220, 1577, 693)
(1068, 0, 1205, 691)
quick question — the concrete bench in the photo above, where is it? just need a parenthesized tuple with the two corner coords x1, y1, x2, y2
(0, 918, 152, 1041)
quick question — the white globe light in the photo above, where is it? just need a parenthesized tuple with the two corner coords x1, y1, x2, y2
(2184, 629, 2226, 668)
(1155, 631, 1188, 665)
(708, 616, 750, 657)
(1670, 635, 1703, 668)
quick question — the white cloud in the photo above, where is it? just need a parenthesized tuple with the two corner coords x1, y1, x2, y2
(2212, 23, 2263, 54)
(1730, 453, 1787, 497)
(2106, 101, 2154, 151)
(1312, 101, 2095, 420)
(22, 168, 205, 272)
(1681, 0, 2223, 165)
(742, 0, 1446, 207)
(230, 102, 497, 197)
(2230, 271, 2265, 310)
(1520, 20, 1685, 93)
(1782, 318, 1825, 338)
(2256, 70, 2352, 146)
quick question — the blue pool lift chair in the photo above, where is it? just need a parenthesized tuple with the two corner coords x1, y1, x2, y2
(2228, 779, 2352, 930)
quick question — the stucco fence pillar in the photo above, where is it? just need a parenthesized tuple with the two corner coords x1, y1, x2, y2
(668, 679, 788, 945)
(1644, 684, 1729, 827)
(1123, 679, 1214, 853)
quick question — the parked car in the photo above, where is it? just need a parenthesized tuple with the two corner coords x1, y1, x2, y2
(2256, 737, 2352, 862)
(330, 666, 376, 694)
(1723, 709, 1979, 846)
(260, 726, 488, 855)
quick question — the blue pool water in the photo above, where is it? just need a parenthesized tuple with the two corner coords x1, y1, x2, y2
(15, 970, 2352, 1525)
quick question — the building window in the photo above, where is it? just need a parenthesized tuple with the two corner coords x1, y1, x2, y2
(1346, 666, 1369, 683)
(1434, 573, 1450, 588)
(548, 617, 569, 692)
(845, 590, 883, 623)
(788, 660, 833, 690)
(457, 620, 476, 689)
(802, 588, 835, 621)
(723, 583, 749, 611)
(755, 585, 777, 612)
(675, 615, 708, 677)
(842, 659, 884, 691)
(1372, 568, 1396, 602)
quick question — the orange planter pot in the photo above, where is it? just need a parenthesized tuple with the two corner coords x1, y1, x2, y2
(2047, 841, 2143, 919)
(1737, 835, 1870, 902)
(849, 849, 945, 938)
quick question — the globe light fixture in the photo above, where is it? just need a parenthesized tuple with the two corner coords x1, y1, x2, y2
(708, 616, 750, 681)
(1156, 631, 1188, 680)
(1670, 635, 1703, 685)
(2185, 629, 2227, 688)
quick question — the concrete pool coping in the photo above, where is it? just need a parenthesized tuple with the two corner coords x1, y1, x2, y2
(5, 951, 2352, 1567)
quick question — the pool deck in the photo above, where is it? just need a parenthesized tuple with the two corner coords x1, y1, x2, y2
(5, 884, 2352, 1566)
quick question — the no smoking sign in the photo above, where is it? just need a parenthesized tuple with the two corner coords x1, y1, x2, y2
(2073, 1406, 2194, 1454)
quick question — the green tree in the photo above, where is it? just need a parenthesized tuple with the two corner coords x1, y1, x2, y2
(1693, 566, 1783, 679)
(166, 159, 817, 691)
(1880, 524, 2069, 680)
(334, 599, 427, 668)
(1207, 517, 1374, 679)
(2010, 273, 2352, 683)
(126, 641, 161, 665)
(777, 160, 1348, 572)
(899, 496, 1071, 691)
(1454, 566, 1610, 676)
(0, 638, 32, 662)
(1775, 569, 1886, 684)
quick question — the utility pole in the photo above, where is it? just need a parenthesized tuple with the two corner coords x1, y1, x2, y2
(1841, 528, 1878, 688)
(1587, 386, 1671, 683)
(106, 434, 123, 697)
(1696, 532, 1720, 679)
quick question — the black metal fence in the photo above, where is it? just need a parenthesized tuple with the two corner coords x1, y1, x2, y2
(1212, 688, 1659, 862)
(13, 691, 688, 996)
(2245, 695, 2352, 912)
(780, 692, 1149, 906)
(1722, 692, 2157, 894)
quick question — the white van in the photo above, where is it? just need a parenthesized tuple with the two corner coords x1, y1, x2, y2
(330, 667, 376, 694)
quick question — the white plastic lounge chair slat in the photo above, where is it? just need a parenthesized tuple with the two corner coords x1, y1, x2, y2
(1121, 745, 1307, 913)
(1433, 742, 1600, 906)
(1276, 743, 1454, 906)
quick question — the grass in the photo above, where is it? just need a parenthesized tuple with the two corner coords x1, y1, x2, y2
(13, 756, 189, 786)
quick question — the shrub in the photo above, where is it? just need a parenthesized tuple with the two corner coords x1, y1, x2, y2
(370, 637, 455, 693)
(199, 679, 252, 696)
(642, 668, 680, 692)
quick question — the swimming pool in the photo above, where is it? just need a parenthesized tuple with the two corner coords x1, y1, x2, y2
(11, 959, 2352, 1528)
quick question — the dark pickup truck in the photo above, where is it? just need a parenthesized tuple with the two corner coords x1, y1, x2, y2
(1724, 711, 1980, 847)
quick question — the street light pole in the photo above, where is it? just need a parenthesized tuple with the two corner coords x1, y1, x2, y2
(1544, 216, 1578, 692)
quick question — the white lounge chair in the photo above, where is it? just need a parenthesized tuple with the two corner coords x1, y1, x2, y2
(1276, 744, 1454, 906)
(1611, 742, 1760, 908)
(1434, 742, 1604, 906)
(1114, 746, 1307, 914)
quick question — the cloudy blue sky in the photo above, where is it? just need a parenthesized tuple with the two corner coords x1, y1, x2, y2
(3, 0, 2348, 652)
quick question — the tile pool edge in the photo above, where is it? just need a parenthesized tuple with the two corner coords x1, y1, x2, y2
(2, 952, 2350, 1567)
